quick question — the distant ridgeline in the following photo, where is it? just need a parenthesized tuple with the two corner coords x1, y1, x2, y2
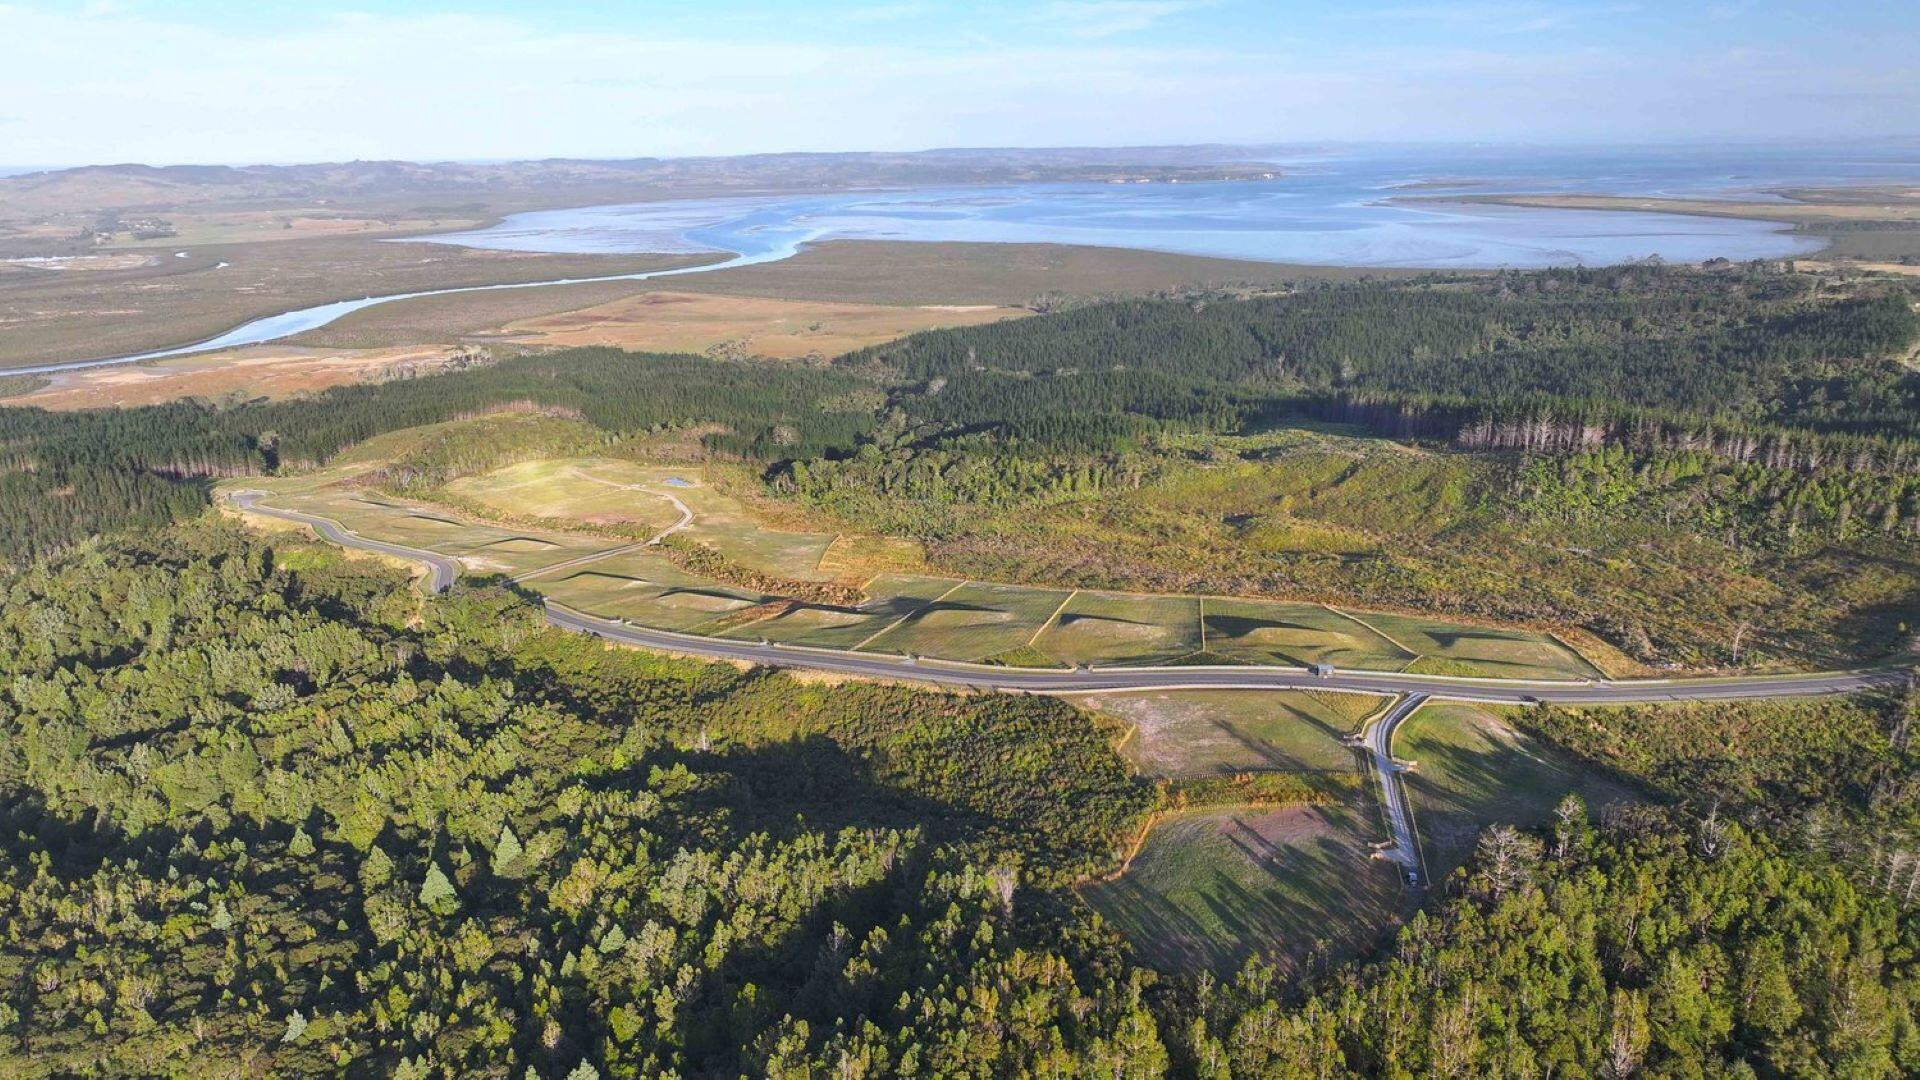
(0, 263, 1915, 563)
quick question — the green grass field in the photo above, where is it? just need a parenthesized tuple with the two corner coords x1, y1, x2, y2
(1345, 610, 1602, 681)
(862, 580, 1070, 660)
(442, 458, 682, 531)
(275, 487, 614, 576)
(1080, 690, 1380, 777)
(1036, 591, 1202, 666)
(447, 457, 843, 580)
(1082, 799, 1408, 975)
(1201, 598, 1415, 670)
(1397, 702, 1638, 880)
(716, 574, 963, 649)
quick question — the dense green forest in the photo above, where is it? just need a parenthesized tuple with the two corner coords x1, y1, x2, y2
(1, 525, 1916, 1076)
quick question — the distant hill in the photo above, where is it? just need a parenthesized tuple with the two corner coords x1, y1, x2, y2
(0, 146, 1280, 217)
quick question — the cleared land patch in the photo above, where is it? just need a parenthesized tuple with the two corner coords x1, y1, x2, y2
(443, 459, 683, 531)
(278, 488, 611, 577)
(1344, 609, 1602, 681)
(716, 574, 962, 650)
(1081, 800, 1407, 975)
(1076, 689, 1379, 777)
(497, 289, 1023, 359)
(1202, 598, 1414, 670)
(0, 344, 468, 410)
(1037, 591, 1201, 666)
(233, 445, 1634, 675)
(862, 580, 1070, 661)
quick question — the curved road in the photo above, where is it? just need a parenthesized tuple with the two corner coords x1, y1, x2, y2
(231, 490, 1912, 706)
(232, 491, 459, 591)
(1361, 694, 1430, 881)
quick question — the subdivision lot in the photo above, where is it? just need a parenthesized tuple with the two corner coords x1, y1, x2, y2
(442, 459, 684, 531)
(1036, 591, 1201, 666)
(862, 580, 1070, 661)
(1343, 609, 1602, 680)
(1398, 702, 1637, 880)
(1202, 598, 1414, 670)
(1076, 689, 1380, 777)
(716, 574, 961, 649)
(277, 488, 612, 577)
(244, 472, 1613, 678)
(538, 551, 770, 631)
(569, 461, 841, 580)
(1082, 800, 1408, 975)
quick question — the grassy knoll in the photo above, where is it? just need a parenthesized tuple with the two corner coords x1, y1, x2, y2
(274, 486, 615, 577)
(1037, 591, 1202, 666)
(440, 458, 683, 531)
(1397, 702, 1640, 880)
(716, 573, 959, 648)
(1077, 689, 1380, 777)
(864, 580, 1072, 660)
(1201, 597, 1416, 670)
(1082, 799, 1407, 976)
(1344, 609, 1603, 681)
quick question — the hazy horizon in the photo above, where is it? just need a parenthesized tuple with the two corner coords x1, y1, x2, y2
(3, 2, 1917, 168)
(4, 135, 1919, 176)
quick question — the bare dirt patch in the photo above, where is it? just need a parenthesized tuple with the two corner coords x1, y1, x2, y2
(495, 290, 1024, 359)
(0, 344, 468, 409)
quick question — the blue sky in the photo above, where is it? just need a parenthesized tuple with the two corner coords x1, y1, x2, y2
(1, 0, 1915, 165)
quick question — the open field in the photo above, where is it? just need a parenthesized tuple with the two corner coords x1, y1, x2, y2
(294, 240, 1413, 351)
(496, 289, 1024, 358)
(719, 573, 962, 649)
(1074, 689, 1381, 777)
(0, 343, 467, 409)
(863, 580, 1073, 661)
(1343, 609, 1603, 681)
(1202, 597, 1417, 670)
(263, 485, 614, 578)
(0, 235, 707, 369)
(1082, 800, 1408, 975)
(442, 459, 685, 532)
(538, 553, 770, 631)
(1037, 591, 1201, 666)
(1397, 702, 1639, 880)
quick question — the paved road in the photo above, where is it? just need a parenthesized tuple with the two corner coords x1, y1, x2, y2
(1361, 694, 1429, 880)
(230, 491, 461, 592)
(232, 491, 1913, 706)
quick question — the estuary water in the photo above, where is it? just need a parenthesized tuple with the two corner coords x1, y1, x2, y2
(20, 142, 1918, 375)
